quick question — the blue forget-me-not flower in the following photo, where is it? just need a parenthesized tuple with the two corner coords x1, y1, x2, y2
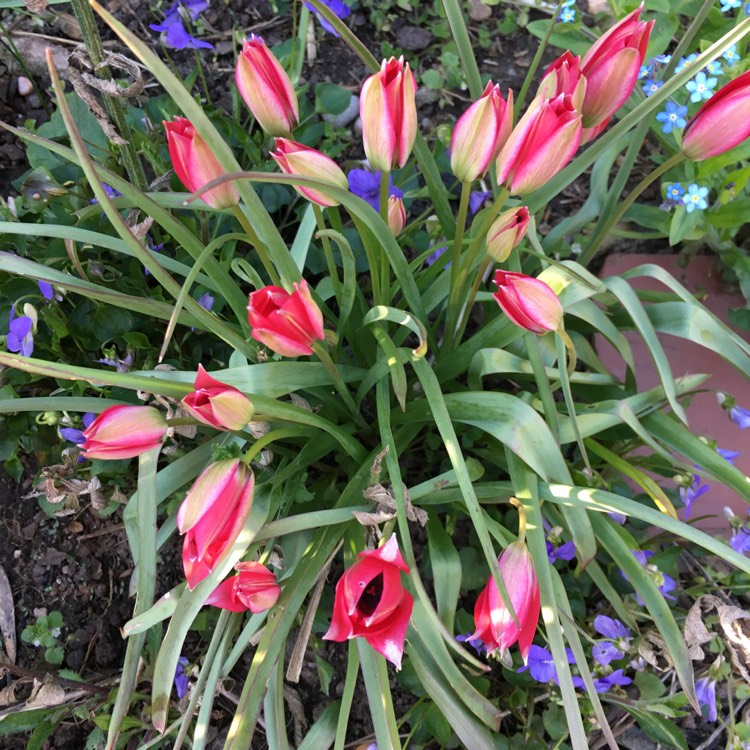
(656, 101, 688, 133)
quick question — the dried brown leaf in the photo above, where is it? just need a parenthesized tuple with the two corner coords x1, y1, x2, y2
(684, 595, 723, 661)
(26, 679, 66, 708)
(638, 632, 673, 672)
(720, 605, 750, 683)
(0, 682, 17, 707)
(0, 567, 16, 664)
(24, 0, 47, 12)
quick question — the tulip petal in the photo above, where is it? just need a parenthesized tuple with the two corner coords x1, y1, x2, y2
(362, 591, 413, 670)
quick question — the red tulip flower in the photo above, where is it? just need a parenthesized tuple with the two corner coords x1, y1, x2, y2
(81, 405, 167, 460)
(580, 6, 653, 128)
(450, 81, 513, 183)
(492, 270, 563, 334)
(235, 34, 299, 137)
(205, 561, 281, 612)
(470, 541, 540, 662)
(682, 70, 750, 161)
(178, 459, 255, 589)
(164, 117, 239, 209)
(539, 51, 586, 110)
(324, 535, 414, 669)
(360, 56, 418, 171)
(485, 206, 530, 263)
(182, 365, 254, 431)
(495, 93, 582, 195)
(247, 280, 325, 357)
(271, 138, 349, 207)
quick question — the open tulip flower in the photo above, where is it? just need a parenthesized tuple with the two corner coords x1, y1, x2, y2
(470, 541, 541, 662)
(324, 535, 414, 670)
(492, 270, 564, 334)
(205, 561, 281, 612)
(247, 280, 325, 357)
(179, 459, 255, 589)
(182, 365, 254, 431)
(81, 405, 168, 460)
(164, 117, 239, 209)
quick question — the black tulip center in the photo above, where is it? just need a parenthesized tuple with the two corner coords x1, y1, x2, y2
(357, 573, 384, 617)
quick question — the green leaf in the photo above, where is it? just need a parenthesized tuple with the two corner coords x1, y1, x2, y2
(620, 705, 688, 750)
(297, 700, 341, 750)
(315, 82, 352, 115)
(635, 670, 668, 700)
(426, 516, 462, 631)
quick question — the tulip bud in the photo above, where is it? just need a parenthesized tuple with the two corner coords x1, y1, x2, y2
(205, 561, 281, 612)
(496, 93, 582, 196)
(470, 541, 540, 662)
(682, 70, 750, 161)
(580, 116, 610, 146)
(248, 279, 325, 357)
(580, 6, 654, 128)
(485, 207, 530, 262)
(178, 459, 255, 589)
(235, 35, 299, 137)
(450, 82, 513, 183)
(271, 138, 348, 207)
(81, 405, 168, 460)
(360, 56, 418, 171)
(387, 195, 406, 236)
(538, 51, 586, 111)
(324, 535, 413, 669)
(492, 270, 563, 334)
(164, 118, 239, 209)
(182, 364, 254, 431)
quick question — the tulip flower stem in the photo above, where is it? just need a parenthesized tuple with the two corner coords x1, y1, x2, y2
(312, 343, 369, 430)
(312, 205, 343, 304)
(510, 497, 528, 543)
(232, 207, 281, 287)
(380, 171, 392, 296)
(579, 151, 684, 266)
(524, 331, 560, 442)
(452, 257, 492, 347)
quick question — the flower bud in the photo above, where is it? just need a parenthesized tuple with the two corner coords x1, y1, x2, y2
(235, 35, 299, 136)
(164, 118, 239, 209)
(492, 270, 563, 334)
(387, 195, 406, 236)
(205, 561, 281, 612)
(360, 56, 418, 171)
(450, 82, 513, 183)
(81, 405, 168, 460)
(182, 364, 254, 431)
(538, 51, 586, 111)
(485, 206, 530, 262)
(271, 138, 348, 207)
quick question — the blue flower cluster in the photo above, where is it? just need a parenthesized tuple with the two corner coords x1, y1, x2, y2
(150, 0, 213, 50)
(662, 182, 710, 213)
(558, 0, 576, 23)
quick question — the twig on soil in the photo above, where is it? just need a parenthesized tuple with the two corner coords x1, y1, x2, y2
(1, 663, 111, 696)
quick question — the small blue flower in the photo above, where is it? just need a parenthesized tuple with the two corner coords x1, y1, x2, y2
(653, 54, 672, 65)
(593, 669, 632, 694)
(38, 281, 54, 301)
(6, 305, 34, 357)
(642, 78, 663, 96)
(174, 656, 190, 699)
(686, 72, 717, 103)
(655, 101, 688, 133)
(519, 645, 583, 686)
(718, 447, 740, 463)
(469, 190, 492, 216)
(558, 6, 576, 22)
(150, 0, 213, 50)
(723, 45, 741, 66)
(608, 511, 627, 525)
(665, 182, 685, 201)
(593, 642, 625, 666)
(730, 405, 750, 429)
(546, 539, 576, 563)
(593, 616, 630, 640)
(625, 550, 677, 605)
(680, 474, 709, 519)
(425, 242, 450, 268)
(695, 677, 718, 722)
(60, 413, 95, 445)
(720, 0, 742, 11)
(347, 169, 404, 213)
(456, 632, 486, 655)
(638, 63, 653, 80)
(674, 53, 699, 74)
(731, 527, 750, 555)
(99, 352, 133, 372)
(592, 616, 631, 666)
(704, 60, 723, 76)
(304, 0, 351, 36)
(198, 292, 215, 311)
(683, 183, 709, 212)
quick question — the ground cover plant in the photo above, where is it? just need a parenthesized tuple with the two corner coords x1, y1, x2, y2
(3, 0, 750, 748)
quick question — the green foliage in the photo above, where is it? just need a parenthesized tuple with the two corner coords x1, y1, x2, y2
(21, 610, 66, 664)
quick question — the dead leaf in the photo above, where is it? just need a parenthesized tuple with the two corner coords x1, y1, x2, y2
(0, 682, 17, 707)
(0, 567, 16, 664)
(353, 510, 396, 526)
(23, 0, 47, 12)
(468, 0, 492, 21)
(363, 483, 428, 526)
(685, 595, 723, 661)
(26, 679, 66, 708)
(720, 605, 750, 683)
(638, 632, 673, 672)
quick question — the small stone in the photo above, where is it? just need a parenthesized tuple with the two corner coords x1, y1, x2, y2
(18, 77, 33, 97)
(322, 94, 359, 128)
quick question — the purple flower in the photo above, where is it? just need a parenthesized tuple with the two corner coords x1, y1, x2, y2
(469, 190, 492, 215)
(593, 616, 630, 640)
(730, 405, 750, 429)
(347, 169, 404, 213)
(519, 645, 584, 687)
(7, 306, 34, 357)
(425, 242, 450, 268)
(144, 238, 164, 277)
(626, 550, 677, 605)
(546, 539, 576, 563)
(695, 677, 717, 722)
(38, 281, 54, 301)
(593, 669, 632, 694)
(150, 0, 213, 50)
(98, 352, 134, 373)
(456, 631, 486, 656)
(718, 448, 740, 463)
(89, 183, 122, 205)
(608, 511, 627, 525)
(680, 474, 709, 519)
(730, 528, 750, 555)
(60, 413, 96, 445)
(593, 642, 625, 666)
(198, 292, 215, 311)
(592, 616, 631, 665)
(174, 656, 190, 699)
(304, 0, 351, 36)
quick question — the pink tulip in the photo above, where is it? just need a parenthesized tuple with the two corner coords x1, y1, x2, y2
(164, 118, 239, 209)
(271, 138, 348, 207)
(387, 195, 406, 236)
(205, 561, 281, 613)
(323, 535, 413, 669)
(247, 279, 325, 357)
(450, 82, 513, 183)
(492, 270, 563, 334)
(179, 459, 255, 589)
(235, 35, 299, 137)
(81, 405, 167, 460)
(360, 57, 418, 171)
(182, 365, 254, 431)
(580, 6, 653, 128)
(470, 541, 540, 662)
(682, 70, 750, 161)
(539, 51, 586, 111)
(580, 116, 610, 146)
(485, 207, 530, 263)
(496, 94, 582, 195)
